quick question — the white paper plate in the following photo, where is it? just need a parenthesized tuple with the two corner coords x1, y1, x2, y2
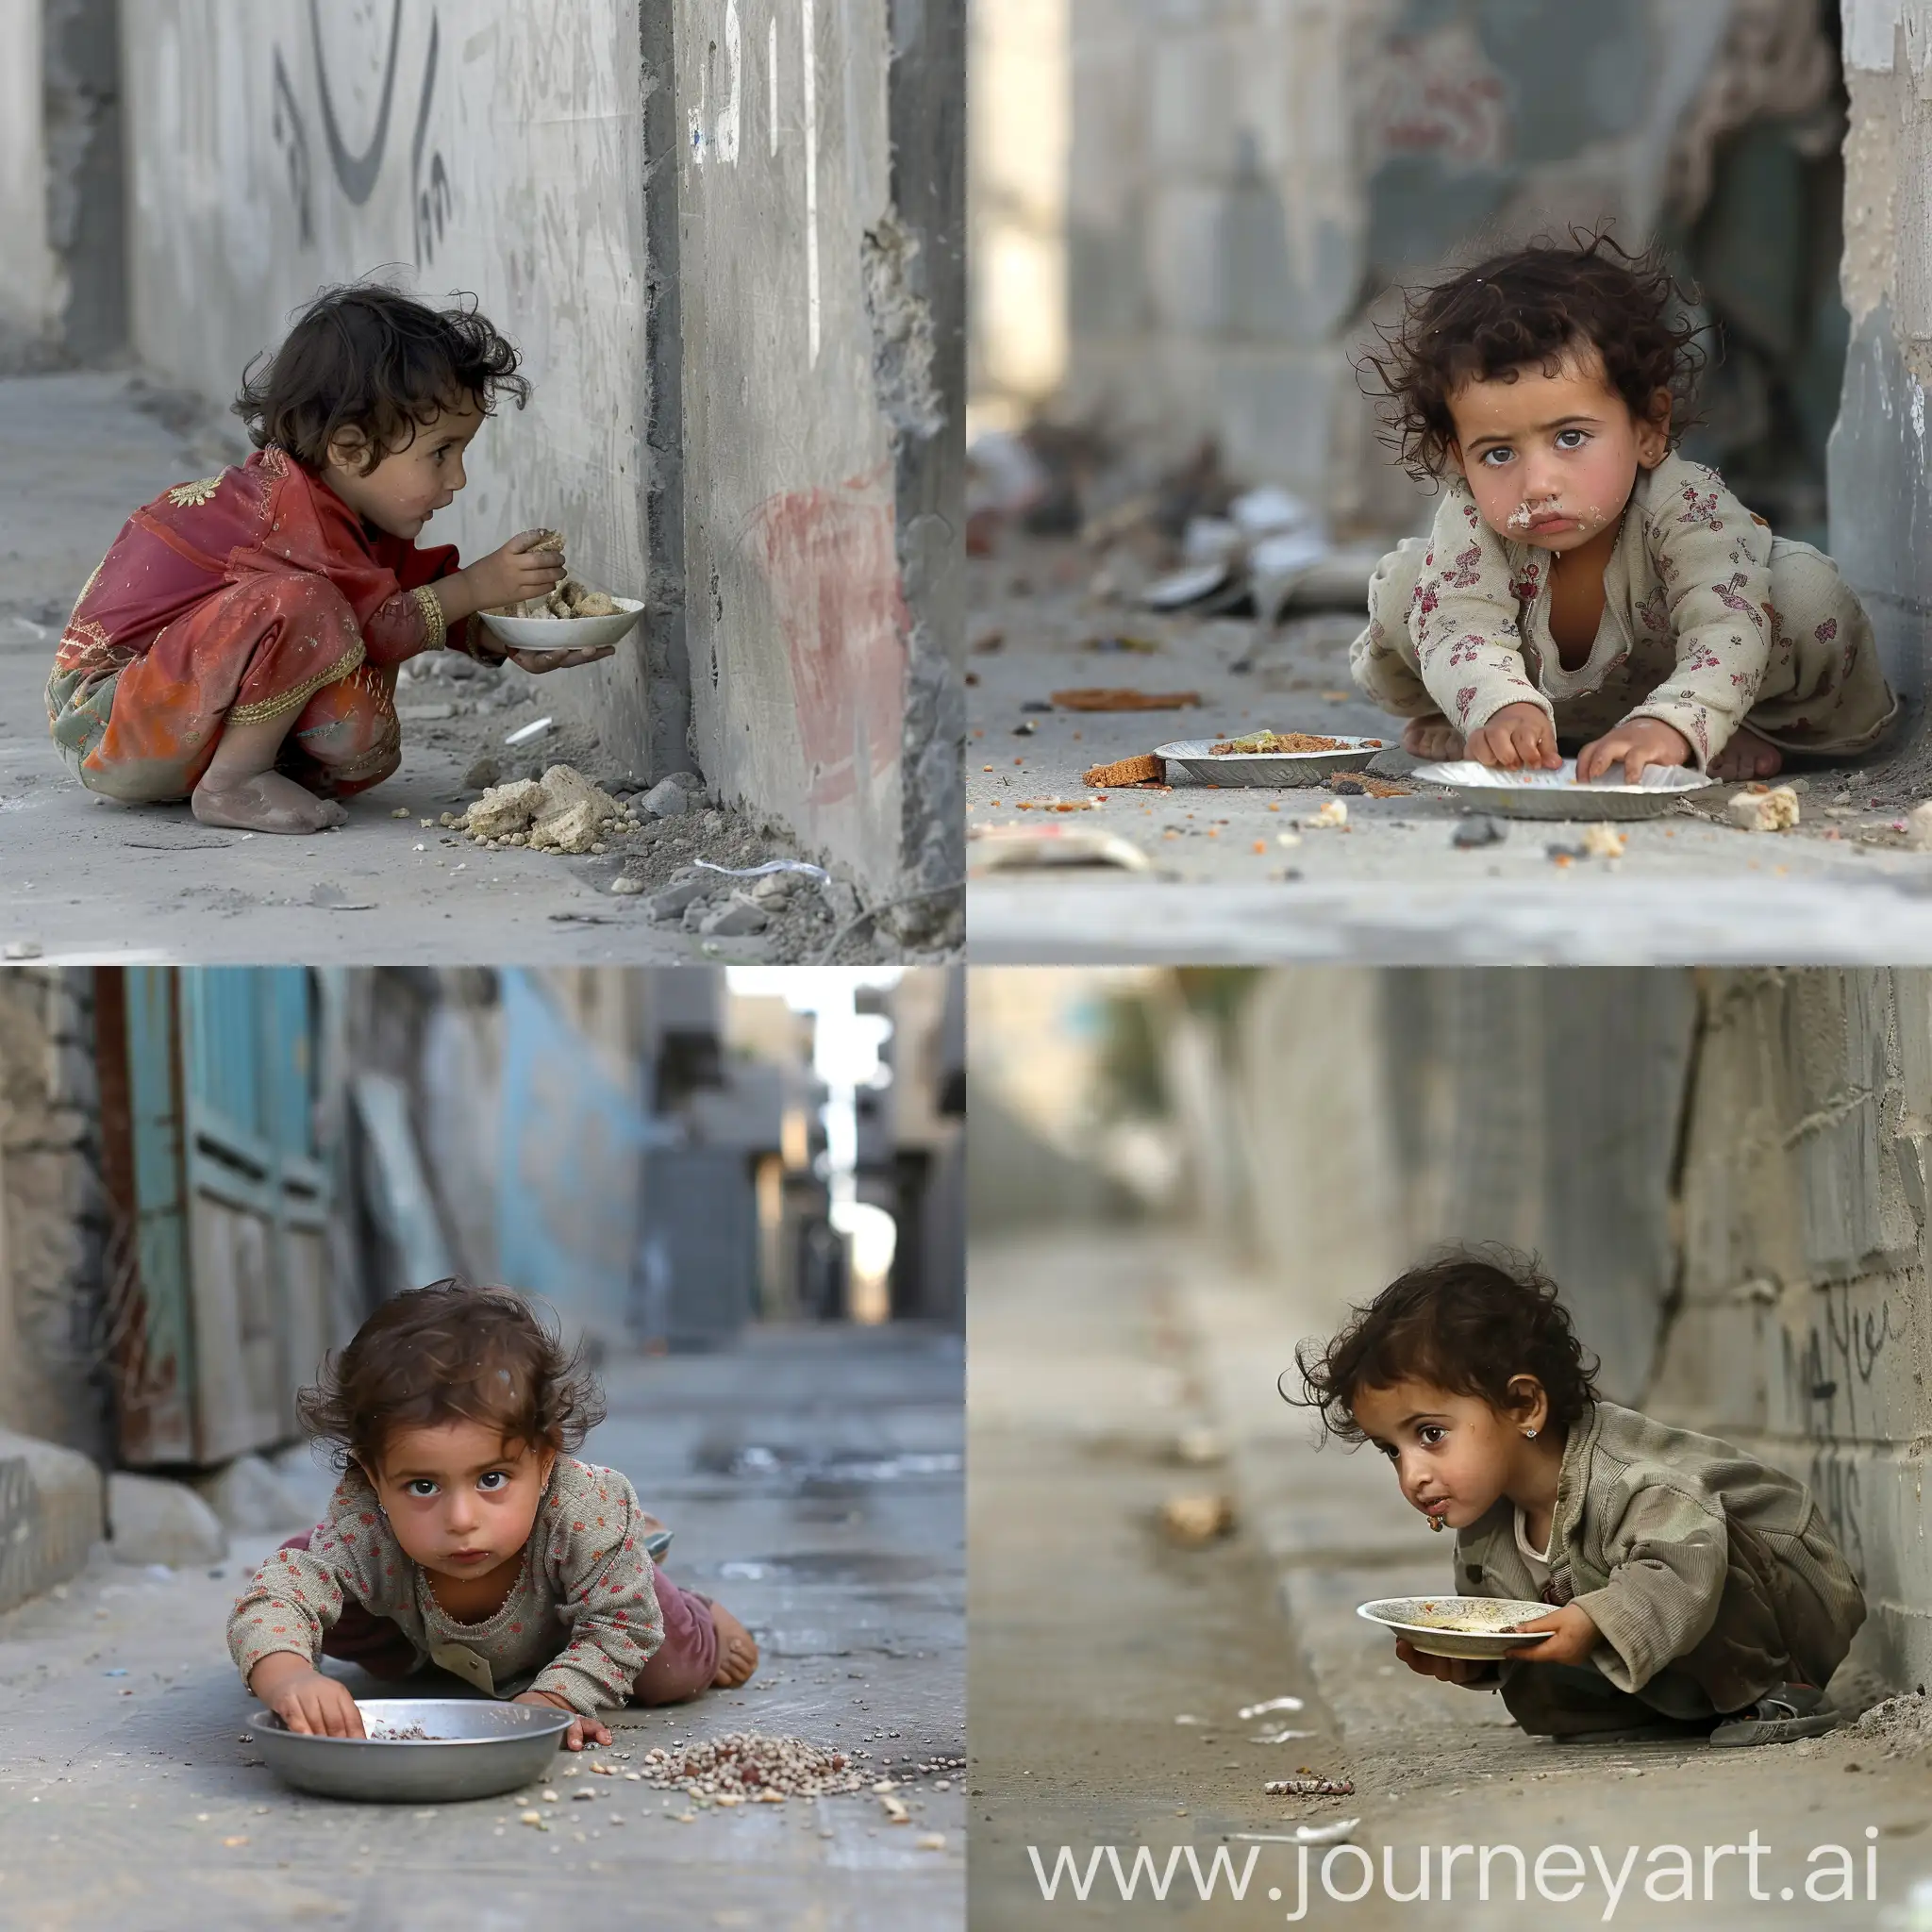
(477, 597, 644, 653)
(1157, 735, 1389, 788)
(1410, 757, 1714, 821)
(1357, 1595, 1554, 1660)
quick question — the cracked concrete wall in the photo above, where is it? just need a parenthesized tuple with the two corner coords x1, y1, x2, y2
(1650, 969, 1932, 1697)
(1056, 0, 1740, 533)
(675, 0, 961, 907)
(1829, 2, 1932, 708)
(0, 971, 111, 1465)
(117, 2, 680, 777)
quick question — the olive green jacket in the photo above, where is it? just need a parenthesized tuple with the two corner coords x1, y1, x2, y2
(1453, 1401, 1864, 1701)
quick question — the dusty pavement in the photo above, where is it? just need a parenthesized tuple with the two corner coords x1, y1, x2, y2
(0, 1321, 965, 1932)
(967, 540, 1932, 963)
(970, 1226, 1932, 1930)
(0, 373, 931, 966)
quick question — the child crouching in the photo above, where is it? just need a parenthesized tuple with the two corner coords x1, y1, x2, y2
(1287, 1250, 1864, 1747)
(229, 1280, 758, 1752)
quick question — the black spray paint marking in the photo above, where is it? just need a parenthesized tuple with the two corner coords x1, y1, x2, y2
(308, 0, 405, 206)
(409, 13, 451, 266)
(271, 51, 314, 246)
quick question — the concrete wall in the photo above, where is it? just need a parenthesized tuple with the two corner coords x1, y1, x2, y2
(0, 971, 111, 1464)
(0, 0, 125, 368)
(675, 0, 960, 908)
(1830, 0, 1932, 708)
(1050, 0, 1792, 533)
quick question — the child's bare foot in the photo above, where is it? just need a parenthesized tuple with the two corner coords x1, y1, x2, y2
(709, 1600, 759, 1688)
(1709, 726, 1783, 783)
(1403, 713, 1466, 760)
(192, 771, 349, 833)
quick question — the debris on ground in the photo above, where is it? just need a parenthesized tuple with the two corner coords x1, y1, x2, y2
(1327, 774, 1409, 798)
(454, 765, 627, 854)
(1581, 824, 1628, 859)
(1291, 1818, 1359, 1845)
(971, 825, 1154, 873)
(1051, 688, 1201, 712)
(634, 1734, 869, 1800)
(1903, 801, 1932, 851)
(1309, 800, 1349, 829)
(1238, 1697, 1306, 1721)
(1158, 1492, 1236, 1546)
(1083, 753, 1166, 788)
(1174, 1427, 1225, 1466)
(1847, 1693, 1932, 1759)
(1727, 784, 1800, 832)
(1265, 1777, 1354, 1796)
(1453, 817, 1505, 849)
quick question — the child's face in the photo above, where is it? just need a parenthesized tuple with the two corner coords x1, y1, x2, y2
(359, 1416, 555, 1581)
(322, 397, 485, 541)
(1445, 345, 1670, 554)
(1350, 1376, 1547, 1533)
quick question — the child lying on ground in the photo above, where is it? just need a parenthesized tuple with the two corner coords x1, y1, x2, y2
(46, 282, 616, 835)
(229, 1280, 758, 1752)
(1285, 1250, 1865, 1746)
(1351, 234, 1896, 783)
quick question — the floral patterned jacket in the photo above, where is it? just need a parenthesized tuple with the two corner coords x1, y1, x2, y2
(1352, 452, 1855, 768)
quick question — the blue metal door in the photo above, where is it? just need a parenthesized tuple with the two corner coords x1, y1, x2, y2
(102, 969, 334, 1467)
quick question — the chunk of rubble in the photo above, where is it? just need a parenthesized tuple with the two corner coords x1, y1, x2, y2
(458, 765, 625, 855)
(1726, 785, 1799, 833)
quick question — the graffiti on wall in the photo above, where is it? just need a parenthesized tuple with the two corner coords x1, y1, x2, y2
(270, 0, 454, 268)
(1364, 22, 1510, 174)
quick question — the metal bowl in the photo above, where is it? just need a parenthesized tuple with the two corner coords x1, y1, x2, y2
(248, 1698, 574, 1803)
(477, 597, 644, 654)
(1156, 735, 1388, 788)
(1357, 1596, 1554, 1660)
(1409, 757, 1714, 821)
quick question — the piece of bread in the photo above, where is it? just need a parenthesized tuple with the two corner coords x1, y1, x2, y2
(1083, 753, 1164, 788)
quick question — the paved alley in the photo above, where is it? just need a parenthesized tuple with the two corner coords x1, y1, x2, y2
(970, 1226, 1932, 1930)
(967, 543, 1932, 963)
(0, 1321, 964, 1932)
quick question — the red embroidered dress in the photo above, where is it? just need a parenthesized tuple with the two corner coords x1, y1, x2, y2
(46, 445, 483, 800)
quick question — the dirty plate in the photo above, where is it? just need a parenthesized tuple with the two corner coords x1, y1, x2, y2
(1409, 758, 1714, 821)
(1156, 735, 1387, 788)
(248, 1698, 574, 1802)
(478, 598, 644, 654)
(1357, 1596, 1554, 1660)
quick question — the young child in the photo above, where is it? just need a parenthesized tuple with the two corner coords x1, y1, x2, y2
(229, 1281, 759, 1751)
(46, 283, 617, 836)
(1287, 1250, 1866, 1746)
(1351, 235, 1896, 784)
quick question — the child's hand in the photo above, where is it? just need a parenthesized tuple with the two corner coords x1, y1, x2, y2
(460, 530, 570, 614)
(1502, 1601, 1599, 1666)
(1575, 717, 1692, 786)
(259, 1662, 366, 1739)
(1465, 702, 1561, 772)
(1392, 1638, 1492, 1686)
(513, 1688, 611, 1752)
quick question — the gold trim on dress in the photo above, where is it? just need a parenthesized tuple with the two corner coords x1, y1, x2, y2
(229, 638, 367, 726)
(165, 476, 225, 508)
(411, 583, 447, 651)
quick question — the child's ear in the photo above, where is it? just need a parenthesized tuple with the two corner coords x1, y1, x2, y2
(325, 426, 370, 475)
(1635, 390, 1673, 470)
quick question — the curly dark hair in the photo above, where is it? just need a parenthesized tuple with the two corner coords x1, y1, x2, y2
(1358, 231, 1706, 481)
(234, 281, 531, 475)
(296, 1279, 606, 1475)
(1281, 1246, 1600, 1444)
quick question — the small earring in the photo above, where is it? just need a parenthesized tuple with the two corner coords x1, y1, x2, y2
(1524, 1427, 1538, 1439)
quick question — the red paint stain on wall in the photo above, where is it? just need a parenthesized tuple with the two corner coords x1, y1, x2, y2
(749, 479, 908, 808)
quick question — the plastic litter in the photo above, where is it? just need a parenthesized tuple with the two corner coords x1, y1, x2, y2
(1237, 1697, 1305, 1720)
(693, 858, 831, 883)
(504, 717, 555, 747)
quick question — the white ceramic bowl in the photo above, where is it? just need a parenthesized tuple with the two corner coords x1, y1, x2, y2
(477, 597, 645, 654)
(1356, 1595, 1554, 1660)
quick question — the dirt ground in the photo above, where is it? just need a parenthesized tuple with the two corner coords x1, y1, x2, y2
(970, 1225, 1932, 1930)
(0, 1323, 964, 1932)
(0, 372, 937, 966)
(967, 538, 1932, 964)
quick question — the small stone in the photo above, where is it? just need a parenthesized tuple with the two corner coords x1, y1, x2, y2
(609, 875, 646, 896)
(1453, 815, 1504, 849)
(463, 757, 502, 791)
(1727, 785, 1799, 832)
(571, 1788, 595, 1802)
(3, 941, 42, 961)
(700, 897, 770, 938)
(916, 1833, 946, 1851)
(648, 874, 713, 923)
(391, 807, 410, 819)
(590, 842, 608, 856)
(640, 778, 689, 817)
